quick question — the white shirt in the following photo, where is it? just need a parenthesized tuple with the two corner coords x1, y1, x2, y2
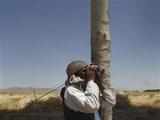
(64, 80, 100, 113)
(102, 88, 116, 105)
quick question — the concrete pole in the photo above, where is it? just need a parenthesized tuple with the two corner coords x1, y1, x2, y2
(91, 0, 114, 120)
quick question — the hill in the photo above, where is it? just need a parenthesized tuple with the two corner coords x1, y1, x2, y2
(0, 87, 54, 94)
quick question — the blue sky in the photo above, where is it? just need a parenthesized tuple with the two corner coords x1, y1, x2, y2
(0, 0, 160, 90)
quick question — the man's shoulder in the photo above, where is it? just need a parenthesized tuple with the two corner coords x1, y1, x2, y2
(66, 86, 82, 93)
(60, 87, 66, 99)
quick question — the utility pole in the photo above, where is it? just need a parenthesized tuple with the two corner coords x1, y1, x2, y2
(91, 0, 115, 120)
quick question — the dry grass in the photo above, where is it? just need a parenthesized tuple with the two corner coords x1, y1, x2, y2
(0, 92, 60, 110)
(117, 91, 160, 108)
(0, 90, 160, 110)
(0, 90, 160, 120)
(114, 91, 160, 120)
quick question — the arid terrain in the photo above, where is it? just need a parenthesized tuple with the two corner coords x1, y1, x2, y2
(114, 90, 160, 120)
(0, 88, 160, 120)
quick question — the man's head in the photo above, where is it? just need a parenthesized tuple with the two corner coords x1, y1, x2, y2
(66, 60, 87, 78)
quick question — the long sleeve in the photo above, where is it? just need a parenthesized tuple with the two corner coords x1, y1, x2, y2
(64, 80, 100, 113)
(102, 88, 116, 105)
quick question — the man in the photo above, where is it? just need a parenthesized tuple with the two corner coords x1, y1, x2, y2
(60, 60, 100, 120)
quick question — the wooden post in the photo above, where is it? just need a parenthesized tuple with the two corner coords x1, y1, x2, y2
(91, 0, 114, 120)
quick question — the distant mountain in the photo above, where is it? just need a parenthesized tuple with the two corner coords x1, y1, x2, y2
(0, 87, 54, 94)
(144, 89, 160, 92)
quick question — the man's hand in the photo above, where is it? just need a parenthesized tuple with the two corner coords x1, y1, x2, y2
(85, 64, 98, 81)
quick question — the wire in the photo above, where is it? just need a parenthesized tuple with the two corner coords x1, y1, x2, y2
(36, 81, 65, 101)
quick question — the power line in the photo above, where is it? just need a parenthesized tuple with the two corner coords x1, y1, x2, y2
(36, 81, 64, 101)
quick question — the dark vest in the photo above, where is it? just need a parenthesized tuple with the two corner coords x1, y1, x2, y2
(60, 87, 95, 120)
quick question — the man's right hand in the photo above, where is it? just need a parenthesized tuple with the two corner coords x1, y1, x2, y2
(85, 64, 98, 81)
